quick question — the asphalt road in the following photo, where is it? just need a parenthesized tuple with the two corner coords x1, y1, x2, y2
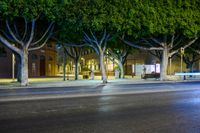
(1, 82, 200, 133)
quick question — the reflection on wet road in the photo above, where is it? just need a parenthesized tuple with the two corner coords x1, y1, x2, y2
(1, 86, 200, 133)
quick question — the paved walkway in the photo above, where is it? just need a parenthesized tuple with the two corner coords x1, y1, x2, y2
(0, 75, 199, 89)
(0, 78, 177, 89)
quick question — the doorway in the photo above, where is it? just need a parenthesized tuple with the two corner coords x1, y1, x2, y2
(40, 55, 46, 76)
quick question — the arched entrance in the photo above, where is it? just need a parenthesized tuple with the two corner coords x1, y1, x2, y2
(40, 55, 46, 76)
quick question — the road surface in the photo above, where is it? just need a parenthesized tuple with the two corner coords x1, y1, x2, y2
(0, 82, 200, 133)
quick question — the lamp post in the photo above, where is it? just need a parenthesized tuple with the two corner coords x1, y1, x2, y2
(63, 51, 66, 81)
(180, 47, 184, 73)
(12, 53, 15, 81)
(169, 56, 172, 76)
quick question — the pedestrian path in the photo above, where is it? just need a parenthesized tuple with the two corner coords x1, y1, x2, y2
(0, 78, 169, 89)
(0, 75, 199, 90)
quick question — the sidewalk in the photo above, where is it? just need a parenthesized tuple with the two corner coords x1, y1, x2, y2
(0, 75, 199, 90)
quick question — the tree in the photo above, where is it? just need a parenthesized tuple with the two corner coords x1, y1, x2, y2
(83, 30, 111, 83)
(0, 18, 54, 86)
(122, 35, 198, 80)
(120, 0, 200, 80)
(55, 0, 118, 83)
(107, 42, 130, 79)
(181, 44, 200, 72)
(62, 46, 82, 80)
(0, 0, 58, 85)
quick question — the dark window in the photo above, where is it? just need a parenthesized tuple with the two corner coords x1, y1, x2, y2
(40, 55, 45, 60)
(0, 47, 7, 57)
(31, 54, 38, 60)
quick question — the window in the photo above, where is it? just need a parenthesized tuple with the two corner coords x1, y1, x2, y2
(40, 55, 45, 60)
(32, 63, 36, 75)
(48, 64, 52, 74)
(0, 47, 7, 57)
(31, 54, 38, 60)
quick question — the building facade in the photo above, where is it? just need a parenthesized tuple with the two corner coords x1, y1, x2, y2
(0, 41, 58, 78)
(65, 48, 200, 77)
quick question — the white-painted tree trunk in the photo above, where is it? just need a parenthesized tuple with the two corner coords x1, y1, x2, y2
(20, 49, 29, 86)
(14, 54, 22, 82)
(118, 62, 124, 79)
(75, 59, 79, 80)
(100, 52, 107, 83)
(160, 46, 168, 81)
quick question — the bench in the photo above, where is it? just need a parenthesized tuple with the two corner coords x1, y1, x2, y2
(141, 73, 160, 79)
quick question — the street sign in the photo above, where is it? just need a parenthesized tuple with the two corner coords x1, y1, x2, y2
(181, 47, 185, 55)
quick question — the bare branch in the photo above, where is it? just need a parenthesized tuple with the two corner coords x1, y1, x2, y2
(107, 55, 119, 65)
(28, 35, 48, 51)
(183, 37, 198, 49)
(84, 32, 97, 45)
(63, 46, 75, 59)
(90, 30, 98, 45)
(171, 38, 182, 49)
(26, 19, 36, 48)
(107, 49, 119, 60)
(22, 17, 28, 41)
(6, 19, 23, 45)
(30, 22, 54, 46)
(170, 37, 198, 57)
(122, 39, 163, 51)
(150, 51, 159, 59)
(89, 45, 100, 55)
(169, 49, 179, 57)
(28, 23, 54, 51)
(102, 33, 110, 52)
(99, 30, 106, 46)
(0, 30, 15, 42)
(169, 34, 175, 49)
(13, 22, 21, 40)
(150, 38, 162, 46)
(141, 39, 154, 47)
(0, 34, 21, 54)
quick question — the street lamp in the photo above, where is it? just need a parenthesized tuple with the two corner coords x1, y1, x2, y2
(12, 53, 15, 81)
(180, 47, 185, 73)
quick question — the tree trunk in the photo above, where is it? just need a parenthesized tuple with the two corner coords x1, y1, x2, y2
(15, 54, 21, 82)
(189, 64, 194, 72)
(100, 52, 107, 83)
(118, 62, 124, 79)
(121, 59, 127, 79)
(20, 49, 29, 86)
(160, 46, 168, 81)
(74, 59, 79, 80)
